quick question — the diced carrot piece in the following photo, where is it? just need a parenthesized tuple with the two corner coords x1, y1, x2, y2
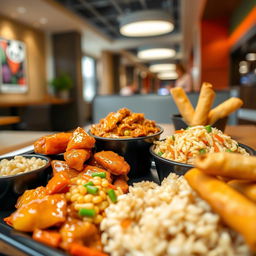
(213, 141, 220, 152)
(174, 130, 184, 134)
(214, 134, 224, 144)
(46, 172, 70, 195)
(69, 243, 107, 256)
(32, 229, 61, 248)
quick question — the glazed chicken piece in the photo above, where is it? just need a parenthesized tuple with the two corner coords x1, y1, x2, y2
(34, 132, 72, 155)
(51, 160, 79, 178)
(113, 175, 129, 193)
(94, 108, 131, 134)
(80, 165, 112, 183)
(46, 172, 71, 195)
(66, 127, 95, 151)
(59, 218, 98, 250)
(122, 113, 144, 125)
(94, 151, 130, 175)
(5, 194, 67, 232)
(64, 149, 91, 171)
(15, 186, 47, 209)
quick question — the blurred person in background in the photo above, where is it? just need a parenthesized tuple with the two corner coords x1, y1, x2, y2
(120, 83, 136, 96)
(175, 63, 193, 92)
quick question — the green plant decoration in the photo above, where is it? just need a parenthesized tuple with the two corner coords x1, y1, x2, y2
(51, 73, 73, 91)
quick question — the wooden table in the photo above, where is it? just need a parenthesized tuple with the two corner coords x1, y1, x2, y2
(0, 97, 72, 107)
(0, 116, 20, 126)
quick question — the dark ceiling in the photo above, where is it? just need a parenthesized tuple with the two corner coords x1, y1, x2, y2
(54, 0, 180, 39)
(202, 0, 242, 20)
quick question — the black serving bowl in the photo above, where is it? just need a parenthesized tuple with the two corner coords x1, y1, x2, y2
(150, 143, 255, 182)
(171, 114, 228, 132)
(89, 126, 163, 178)
(0, 154, 51, 209)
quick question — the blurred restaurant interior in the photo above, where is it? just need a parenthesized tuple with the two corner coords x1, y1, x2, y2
(0, 0, 255, 153)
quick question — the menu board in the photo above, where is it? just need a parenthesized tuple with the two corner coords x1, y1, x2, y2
(0, 38, 28, 93)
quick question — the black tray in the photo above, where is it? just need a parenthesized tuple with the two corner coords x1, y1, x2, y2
(0, 150, 159, 256)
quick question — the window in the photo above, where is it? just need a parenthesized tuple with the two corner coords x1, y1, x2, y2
(82, 56, 97, 102)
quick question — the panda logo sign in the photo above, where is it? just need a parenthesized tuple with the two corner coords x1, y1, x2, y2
(0, 38, 27, 93)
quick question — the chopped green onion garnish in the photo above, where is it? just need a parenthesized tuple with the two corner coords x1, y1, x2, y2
(158, 151, 163, 156)
(86, 185, 98, 194)
(226, 149, 233, 152)
(199, 148, 206, 154)
(172, 135, 175, 141)
(107, 189, 117, 203)
(185, 126, 191, 130)
(91, 172, 106, 178)
(84, 181, 94, 187)
(205, 125, 212, 133)
(79, 208, 96, 217)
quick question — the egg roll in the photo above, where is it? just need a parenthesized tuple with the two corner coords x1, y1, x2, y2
(170, 87, 195, 125)
(195, 152, 256, 180)
(208, 97, 243, 125)
(191, 82, 215, 125)
(185, 168, 256, 251)
(228, 180, 256, 203)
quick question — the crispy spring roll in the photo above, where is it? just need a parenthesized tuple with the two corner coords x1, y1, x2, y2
(208, 97, 243, 125)
(195, 152, 256, 180)
(170, 87, 195, 125)
(185, 168, 256, 250)
(191, 82, 215, 126)
(228, 180, 256, 203)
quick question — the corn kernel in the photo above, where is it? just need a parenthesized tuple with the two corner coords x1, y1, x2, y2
(99, 201, 109, 211)
(84, 194, 93, 203)
(71, 194, 79, 202)
(77, 195, 84, 203)
(66, 192, 71, 200)
(75, 203, 94, 209)
(102, 179, 109, 187)
(94, 206, 100, 214)
(78, 185, 87, 195)
(93, 179, 101, 186)
(99, 190, 106, 199)
(93, 196, 103, 204)
(94, 215, 103, 224)
(72, 188, 79, 194)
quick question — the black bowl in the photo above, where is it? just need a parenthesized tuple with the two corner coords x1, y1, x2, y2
(89, 126, 163, 178)
(171, 114, 228, 132)
(150, 143, 255, 182)
(0, 154, 51, 209)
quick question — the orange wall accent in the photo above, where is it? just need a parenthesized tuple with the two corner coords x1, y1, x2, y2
(229, 7, 256, 47)
(201, 19, 229, 89)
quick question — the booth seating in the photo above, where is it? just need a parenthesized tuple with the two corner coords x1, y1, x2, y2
(92, 89, 239, 125)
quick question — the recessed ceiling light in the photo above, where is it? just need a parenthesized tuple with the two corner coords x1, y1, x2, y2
(149, 63, 176, 73)
(246, 53, 256, 61)
(39, 17, 48, 25)
(138, 47, 176, 60)
(17, 6, 26, 14)
(158, 71, 178, 80)
(120, 10, 174, 37)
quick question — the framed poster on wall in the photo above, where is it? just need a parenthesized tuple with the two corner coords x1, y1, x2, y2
(0, 38, 28, 93)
